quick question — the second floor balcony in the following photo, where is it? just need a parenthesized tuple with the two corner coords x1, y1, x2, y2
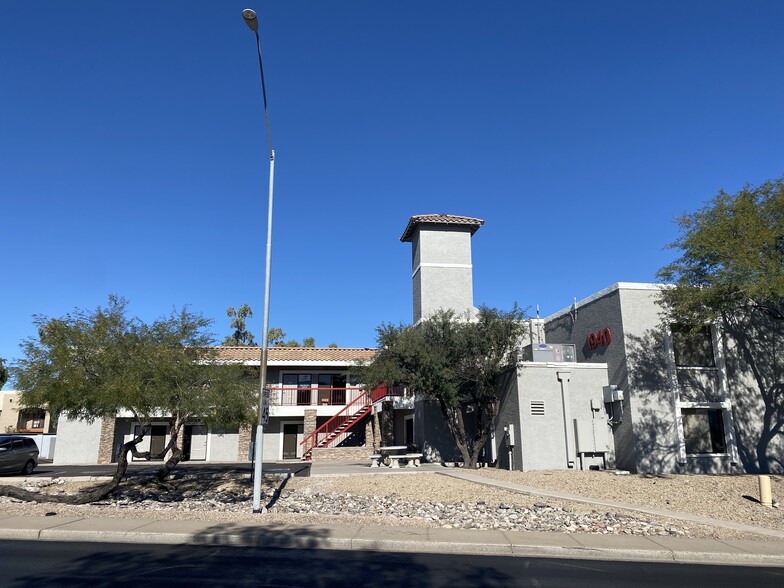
(269, 384, 407, 408)
(271, 386, 365, 407)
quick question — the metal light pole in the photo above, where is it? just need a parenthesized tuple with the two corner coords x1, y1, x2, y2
(243, 7, 276, 514)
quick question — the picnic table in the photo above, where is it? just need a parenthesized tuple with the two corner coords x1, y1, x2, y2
(369, 445, 422, 468)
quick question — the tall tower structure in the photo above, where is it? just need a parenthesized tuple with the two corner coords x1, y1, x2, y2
(400, 214, 484, 323)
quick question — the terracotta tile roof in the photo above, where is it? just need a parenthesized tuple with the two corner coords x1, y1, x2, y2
(400, 214, 484, 242)
(211, 346, 378, 364)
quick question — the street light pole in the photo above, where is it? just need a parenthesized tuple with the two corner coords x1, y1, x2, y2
(243, 7, 275, 514)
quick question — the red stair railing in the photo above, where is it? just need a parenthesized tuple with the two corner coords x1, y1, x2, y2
(300, 392, 370, 458)
(299, 385, 406, 459)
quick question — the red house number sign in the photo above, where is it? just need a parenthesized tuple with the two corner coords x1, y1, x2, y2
(587, 328, 612, 350)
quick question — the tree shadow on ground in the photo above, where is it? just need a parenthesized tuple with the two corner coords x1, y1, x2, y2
(5, 529, 519, 588)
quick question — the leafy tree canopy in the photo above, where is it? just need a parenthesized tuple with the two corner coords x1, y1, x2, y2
(0, 357, 7, 389)
(223, 304, 256, 346)
(11, 296, 257, 489)
(267, 327, 319, 348)
(358, 305, 526, 468)
(658, 177, 784, 323)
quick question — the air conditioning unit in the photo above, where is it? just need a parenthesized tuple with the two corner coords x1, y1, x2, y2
(529, 343, 576, 363)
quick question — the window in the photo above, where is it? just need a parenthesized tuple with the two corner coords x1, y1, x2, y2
(671, 325, 715, 368)
(283, 374, 313, 405)
(682, 408, 726, 454)
(318, 374, 347, 405)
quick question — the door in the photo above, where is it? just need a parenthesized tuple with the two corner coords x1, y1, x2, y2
(149, 425, 167, 459)
(183, 425, 208, 461)
(405, 417, 414, 447)
(132, 424, 169, 461)
(282, 423, 303, 459)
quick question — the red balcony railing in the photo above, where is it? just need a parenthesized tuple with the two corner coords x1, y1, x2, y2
(272, 387, 365, 407)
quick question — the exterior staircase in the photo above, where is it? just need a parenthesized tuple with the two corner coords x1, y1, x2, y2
(300, 385, 400, 460)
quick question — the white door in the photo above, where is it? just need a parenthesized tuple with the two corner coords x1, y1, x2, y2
(189, 425, 208, 460)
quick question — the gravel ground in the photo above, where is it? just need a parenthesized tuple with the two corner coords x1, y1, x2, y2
(0, 469, 781, 542)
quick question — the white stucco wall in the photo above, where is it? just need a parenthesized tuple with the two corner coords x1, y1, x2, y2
(53, 416, 103, 464)
(207, 428, 240, 462)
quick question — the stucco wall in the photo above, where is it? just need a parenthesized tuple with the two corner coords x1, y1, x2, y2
(53, 416, 103, 464)
(515, 363, 611, 471)
(411, 226, 475, 323)
(545, 287, 635, 469)
(208, 427, 240, 462)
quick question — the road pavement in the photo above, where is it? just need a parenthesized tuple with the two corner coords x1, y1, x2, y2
(2, 539, 783, 587)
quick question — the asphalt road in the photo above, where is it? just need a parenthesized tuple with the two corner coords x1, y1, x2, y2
(7, 460, 311, 479)
(1, 540, 782, 588)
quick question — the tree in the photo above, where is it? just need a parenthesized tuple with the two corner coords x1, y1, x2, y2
(266, 327, 318, 348)
(658, 178, 784, 323)
(358, 306, 526, 468)
(4, 297, 257, 503)
(0, 357, 7, 389)
(657, 178, 784, 472)
(223, 304, 256, 346)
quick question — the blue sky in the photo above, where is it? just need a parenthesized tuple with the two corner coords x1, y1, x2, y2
(2, 1, 783, 385)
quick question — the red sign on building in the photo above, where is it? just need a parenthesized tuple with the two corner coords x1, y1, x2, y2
(587, 328, 612, 350)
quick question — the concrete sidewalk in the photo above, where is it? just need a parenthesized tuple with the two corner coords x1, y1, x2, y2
(0, 514, 783, 567)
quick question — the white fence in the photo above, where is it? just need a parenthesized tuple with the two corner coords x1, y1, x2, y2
(14, 433, 56, 459)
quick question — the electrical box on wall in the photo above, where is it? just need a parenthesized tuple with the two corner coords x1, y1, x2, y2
(574, 419, 610, 453)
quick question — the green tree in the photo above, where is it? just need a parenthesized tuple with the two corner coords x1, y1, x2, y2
(358, 306, 526, 468)
(267, 327, 286, 346)
(266, 328, 318, 348)
(0, 357, 7, 389)
(658, 178, 784, 323)
(223, 304, 256, 346)
(658, 178, 784, 472)
(4, 297, 256, 503)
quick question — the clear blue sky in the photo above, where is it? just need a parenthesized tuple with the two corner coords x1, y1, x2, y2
(2, 1, 783, 386)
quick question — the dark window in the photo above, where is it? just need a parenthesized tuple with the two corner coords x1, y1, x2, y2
(297, 374, 312, 405)
(682, 408, 726, 454)
(672, 325, 715, 368)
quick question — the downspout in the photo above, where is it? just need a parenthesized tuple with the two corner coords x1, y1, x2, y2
(557, 370, 575, 468)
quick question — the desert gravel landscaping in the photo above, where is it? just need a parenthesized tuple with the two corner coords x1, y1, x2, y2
(1, 468, 781, 542)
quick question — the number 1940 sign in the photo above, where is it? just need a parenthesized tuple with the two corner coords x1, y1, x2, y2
(587, 327, 612, 350)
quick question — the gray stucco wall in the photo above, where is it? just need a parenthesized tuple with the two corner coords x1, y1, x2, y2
(545, 287, 635, 469)
(545, 285, 673, 472)
(496, 369, 521, 470)
(515, 364, 611, 471)
(544, 283, 783, 474)
(722, 313, 784, 473)
(416, 398, 465, 463)
(410, 226, 475, 323)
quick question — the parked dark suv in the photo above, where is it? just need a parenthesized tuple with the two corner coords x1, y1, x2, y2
(0, 436, 39, 475)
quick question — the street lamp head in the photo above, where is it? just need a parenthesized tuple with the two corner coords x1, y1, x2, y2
(242, 9, 259, 32)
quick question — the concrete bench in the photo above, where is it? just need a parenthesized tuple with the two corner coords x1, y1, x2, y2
(388, 453, 423, 468)
(369, 454, 382, 467)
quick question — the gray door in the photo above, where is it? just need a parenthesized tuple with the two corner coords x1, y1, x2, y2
(282, 424, 302, 459)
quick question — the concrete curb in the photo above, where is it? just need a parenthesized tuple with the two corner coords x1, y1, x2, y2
(0, 517, 782, 567)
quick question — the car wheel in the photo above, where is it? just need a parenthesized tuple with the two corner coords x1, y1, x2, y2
(21, 460, 35, 475)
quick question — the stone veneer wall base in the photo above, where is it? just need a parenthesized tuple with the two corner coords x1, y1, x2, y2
(309, 447, 373, 461)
